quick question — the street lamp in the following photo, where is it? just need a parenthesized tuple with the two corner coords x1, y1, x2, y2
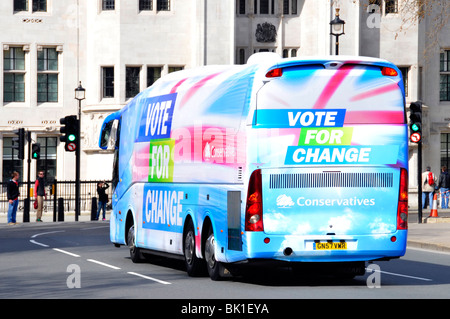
(330, 8, 345, 55)
(74, 81, 85, 221)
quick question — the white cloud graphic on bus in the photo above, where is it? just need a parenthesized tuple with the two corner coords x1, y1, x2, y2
(276, 195, 295, 208)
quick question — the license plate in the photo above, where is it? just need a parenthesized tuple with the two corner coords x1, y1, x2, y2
(314, 242, 347, 250)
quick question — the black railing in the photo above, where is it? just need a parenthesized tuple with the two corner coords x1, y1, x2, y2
(0, 180, 113, 221)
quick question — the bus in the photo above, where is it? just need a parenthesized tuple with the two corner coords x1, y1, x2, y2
(99, 53, 408, 280)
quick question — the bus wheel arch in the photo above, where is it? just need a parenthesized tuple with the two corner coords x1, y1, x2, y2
(183, 215, 205, 276)
(125, 209, 144, 263)
(202, 216, 224, 281)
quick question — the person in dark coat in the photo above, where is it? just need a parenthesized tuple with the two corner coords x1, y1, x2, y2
(34, 170, 47, 222)
(7, 171, 20, 225)
(438, 166, 450, 209)
(96, 181, 109, 220)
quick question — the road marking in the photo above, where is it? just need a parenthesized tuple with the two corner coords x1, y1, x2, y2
(53, 248, 80, 258)
(29, 240, 49, 248)
(127, 272, 171, 285)
(87, 259, 121, 270)
(367, 268, 432, 282)
(31, 230, 65, 238)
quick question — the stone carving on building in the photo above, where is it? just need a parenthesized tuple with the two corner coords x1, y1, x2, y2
(255, 22, 277, 43)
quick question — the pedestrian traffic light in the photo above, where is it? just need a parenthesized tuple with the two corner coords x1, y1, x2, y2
(409, 101, 422, 143)
(60, 115, 79, 152)
(12, 128, 25, 160)
(31, 143, 41, 159)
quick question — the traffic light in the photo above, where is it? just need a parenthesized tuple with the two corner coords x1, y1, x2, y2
(31, 143, 41, 159)
(60, 115, 79, 152)
(409, 101, 422, 143)
(12, 128, 25, 160)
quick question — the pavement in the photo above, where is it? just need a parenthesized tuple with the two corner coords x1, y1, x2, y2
(1, 208, 450, 254)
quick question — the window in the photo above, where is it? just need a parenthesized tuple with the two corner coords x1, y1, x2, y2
(126, 67, 140, 99)
(168, 66, 183, 73)
(37, 48, 58, 102)
(139, 0, 152, 11)
(102, 0, 115, 10)
(260, 0, 269, 14)
(440, 50, 450, 101)
(147, 67, 161, 87)
(385, 0, 398, 14)
(237, 0, 245, 14)
(4, 47, 25, 71)
(2, 137, 24, 182)
(3, 47, 25, 103)
(254, 0, 276, 15)
(238, 48, 246, 65)
(441, 133, 450, 169)
(36, 137, 57, 182)
(37, 48, 58, 71)
(157, 0, 170, 11)
(283, 0, 297, 15)
(398, 67, 409, 97)
(103, 67, 114, 98)
(14, 0, 28, 12)
(14, 0, 47, 13)
(32, 0, 46, 12)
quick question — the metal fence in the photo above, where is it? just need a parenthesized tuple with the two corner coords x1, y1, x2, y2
(0, 180, 113, 217)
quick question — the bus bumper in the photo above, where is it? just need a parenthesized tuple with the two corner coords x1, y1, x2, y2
(242, 230, 407, 262)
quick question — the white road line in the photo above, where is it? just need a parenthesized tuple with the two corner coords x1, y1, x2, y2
(31, 230, 65, 238)
(52, 248, 80, 258)
(127, 272, 171, 285)
(29, 240, 49, 248)
(87, 259, 121, 270)
(367, 268, 432, 282)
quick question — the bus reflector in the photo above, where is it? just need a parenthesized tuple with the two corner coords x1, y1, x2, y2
(265, 68, 283, 78)
(381, 67, 398, 76)
(245, 169, 264, 231)
(397, 168, 408, 230)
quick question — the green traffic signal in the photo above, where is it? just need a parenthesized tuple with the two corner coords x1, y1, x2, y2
(411, 123, 420, 132)
(68, 134, 76, 142)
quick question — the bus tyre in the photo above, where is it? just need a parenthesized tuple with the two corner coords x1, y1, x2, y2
(183, 220, 204, 276)
(128, 225, 144, 263)
(205, 231, 222, 281)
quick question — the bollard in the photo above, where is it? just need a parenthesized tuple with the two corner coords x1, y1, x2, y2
(91, 197, 98, 221)
(58, 197, 64, 222)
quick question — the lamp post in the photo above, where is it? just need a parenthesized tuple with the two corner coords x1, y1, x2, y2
(74, 81, 85, 221)
(329, 8, 345, 55)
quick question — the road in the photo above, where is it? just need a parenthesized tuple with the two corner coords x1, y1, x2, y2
(1, 222, 450, 306)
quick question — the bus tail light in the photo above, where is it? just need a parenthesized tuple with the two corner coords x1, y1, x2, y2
(265, 68, 283, 78)
(245, 169, 264, 231)
(397, 168, 408, 230)
(381, 67, 398, 76)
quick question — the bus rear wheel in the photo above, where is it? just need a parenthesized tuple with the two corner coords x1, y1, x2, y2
(183, 220, 204, 276)
(205, 231, 223, 281)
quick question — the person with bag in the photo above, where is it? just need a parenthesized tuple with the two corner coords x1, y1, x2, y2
(7, 171, 20, 225)
(438, 166, 450, 209)
(34, 170, 47, 222)
(422, 166, 436, 209)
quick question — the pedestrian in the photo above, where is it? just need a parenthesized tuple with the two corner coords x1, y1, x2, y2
(34, 170, 47, 222)
(96, 181, 109, 221)
(7, 171, 20, 225)
(422, 166, 437, 209)
(438, 166, 450, 209)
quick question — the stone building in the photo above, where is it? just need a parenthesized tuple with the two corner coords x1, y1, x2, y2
(0, 0, 449, 207)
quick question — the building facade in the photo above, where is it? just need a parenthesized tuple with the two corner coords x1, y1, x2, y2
(0, 0, 449, 207)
